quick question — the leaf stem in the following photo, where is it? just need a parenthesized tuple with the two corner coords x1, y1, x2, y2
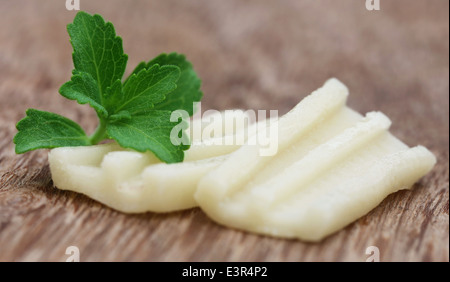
(89, 118, 108, 145)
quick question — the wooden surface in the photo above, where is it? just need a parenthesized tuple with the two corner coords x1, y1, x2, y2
(0, 0, 448, 262)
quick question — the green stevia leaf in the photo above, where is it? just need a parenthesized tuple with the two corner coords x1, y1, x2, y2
(68, 11, 128, 97)
(59, 70, 107, 117)
(14, 109, 90, 153)
(127, 53, 202, 116)
(107, 110, 185, 163)
(114, 64, 180, 115)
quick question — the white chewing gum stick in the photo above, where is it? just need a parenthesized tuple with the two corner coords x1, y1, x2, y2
(195, 78, 436, 241)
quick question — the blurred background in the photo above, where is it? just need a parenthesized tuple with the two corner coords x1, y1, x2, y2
(0, 0, 448, 261)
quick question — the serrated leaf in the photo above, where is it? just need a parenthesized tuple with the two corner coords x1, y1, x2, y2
(68, 11, 128, 96)
(107, 110, 185, 163)
(127, 53, 203, 116)
(113, 64, 180, 115)
(14, 109, 90, 154)
(125, 61, 147, 84)
(59, 71, 107, 117)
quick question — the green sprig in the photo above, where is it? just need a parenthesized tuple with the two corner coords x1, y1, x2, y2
(13, 11, 203, 163)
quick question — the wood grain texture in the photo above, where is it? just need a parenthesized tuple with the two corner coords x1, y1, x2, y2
(0, 0, 448, 262)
